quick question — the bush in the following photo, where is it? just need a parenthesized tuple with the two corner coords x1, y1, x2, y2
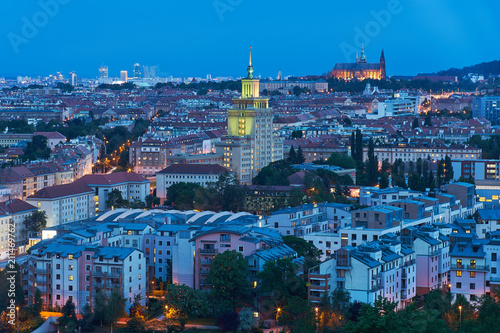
(216, 311, 240, 332)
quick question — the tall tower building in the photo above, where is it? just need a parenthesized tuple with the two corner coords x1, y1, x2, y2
(120, 70, 128, 82)
(133, 63, 142, 78)
(216, 47, 283, 184)
(99, 66, 108, 79)
(69, 72, 77, 86)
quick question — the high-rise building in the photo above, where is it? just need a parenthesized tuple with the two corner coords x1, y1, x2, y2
(216, 47, 283, 184)
(150, 66, 157, 78)
(120, 70, 128, 82)
(69, 71, 77, 86)
(133, 63, 142, 78)
(473, 96, 500, 125)
(99, 66, 108, 79)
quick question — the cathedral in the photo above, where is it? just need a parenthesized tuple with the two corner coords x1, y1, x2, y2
(327, 47, 386, 80)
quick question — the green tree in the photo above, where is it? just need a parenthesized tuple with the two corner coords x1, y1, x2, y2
(164, 284, 209, 329)
(58, 299, 78, 333)
(206, 250, 251, 312)
(79, 303, 95, 332)
(297, 146, 305, 164)
(282, 236, 321, 275)
(104, 288, 127, 330)
(291, 130, 303, 139)
(93, 289, 106, 327)
(23, 210, 48, 238)
(166, 182, 200, 210)
(145, 194, 160, 208)
(106, 189, 128, 209)
(238, 307, 257, 332)
(424, 114, 432, 126)
(216, 311, 240, 332)
(31, 288, 43, 317)
(366, 138, 378, 186)
(279, 296, 316, 333)
(288, 146, 297, 164)
(379, 172, 389, 189)
(323, 152, 357, 169)
(257, 258, 307, 307)
(412, 118, 419, 129)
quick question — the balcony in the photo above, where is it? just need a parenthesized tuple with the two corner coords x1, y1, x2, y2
(404, 259, 416, 267)
(451, 264, 464, 270)
(467, 264, 489, 271)
(200, 269, 210, 275)
(372, 272, 382, 279)
(428, 249, 441, 257)
(200, 249, 216, 254)
(200, 260, 213, 266)
(34, 268, 49, 274)
(402, 270, 408, 278)
(489, 277, 500, 283)
(93, 271, 121, 278)
(200, 280, 211, 286)
(370, 283, 383, 292)
(401, 290, 408, 300)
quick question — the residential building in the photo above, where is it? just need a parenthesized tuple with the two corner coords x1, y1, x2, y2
(472, 96, 500, 125)
(0, 199, 38, 258)
(156, 164, 230, 199)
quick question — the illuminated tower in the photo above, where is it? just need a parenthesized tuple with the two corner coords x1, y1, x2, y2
(216, 47, 283, 183)
(380, 49, 386, 80)
(99, 66, 108, 79)
(133, 63, 142, 78)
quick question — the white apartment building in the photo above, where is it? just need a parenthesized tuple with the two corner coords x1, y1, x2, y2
(0, 199, 38, 259)
(75, 172, 150, 212)
(26, 182, 95, 228)
(156, 164, 231, 199)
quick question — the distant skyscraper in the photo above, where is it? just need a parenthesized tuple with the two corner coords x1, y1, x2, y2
(207, 74, 212, 81)
(120, 70, 128, 82)
(143, 66, 150, 79)
(69, 72, 77, 86)
(216, 47, 283, 184)
(473, 96, 500, 125)
(150, 66, 157, 78)
(133, 63, 142, 78)
(99, 66, 108, 79)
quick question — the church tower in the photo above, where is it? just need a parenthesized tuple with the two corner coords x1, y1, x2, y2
(380, 49, 386, 79)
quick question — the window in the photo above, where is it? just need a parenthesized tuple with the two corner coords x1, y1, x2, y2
(86, 265, 90, 271)
(68, 255, 73, 260)
(56, 264, 60, 269)
(56, 284, 61, 290)
(220, 234, 231, 241)
(86, 254, 91, 260)
(456, 282, 462, 288)
(69, 286, 73, 291)
(69, 275, 73, 281)
(470, 283, 476, 290)
(238, 246, 244, 252)
(492, 267, 497, 274)
(56, 274, 61, 279)
(456, 271, 462, 277)
(138, 274, 141, 280)
(457, 259, 462, 268)
(470, 260, 476, 268)
(56, 294, 61, 300)
(492, 253, 497, 261)
(68, 265, 73, 271)
(470, 271, 475, 278)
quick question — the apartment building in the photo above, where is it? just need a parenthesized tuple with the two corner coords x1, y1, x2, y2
(26, 182, 95, 228)
(75, 172, 150, 212)
(0, 199, 38, 258)
(264, 203, 352, 237)
(309, 236, 417, 309)
(26, 242, 146, 313)
(401, 225, 450, 294)
(156, 164, 230, 199)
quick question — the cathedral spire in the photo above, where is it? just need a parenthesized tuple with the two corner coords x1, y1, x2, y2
(249, 46, 252, 66)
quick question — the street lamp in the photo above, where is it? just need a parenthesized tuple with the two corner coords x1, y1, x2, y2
(315, 307, 319, 332)
(458, 305, 462, 331)
(276, 307, 281, 327)
(165, 305, 168, 333)
(16, 307, 19, 333)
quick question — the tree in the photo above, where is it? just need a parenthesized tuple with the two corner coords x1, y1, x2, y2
(258, 258, 307, 307)
(424, 114, 432, 126)
(379, 172, 389, 189)
(79, 303, 95, 332)
(59, 299, 78, 333)
(23, 211, 48, 238)
(145, 194, 160, 208)
(164, 284, 209, 329)
(216, 311, 240, 332)
(412, 118, 420, 129)
(291, 130, 303, 139)
(238, 307, 257, 332)
(104, 288, 127, 330)
(288, 146, 297, 163)
(282, 236, 321, 274)
(296, 146, 305, 164)
(345, 297, 402, 333)
(366, 138, 378, 186)
(279, 296, 316, 333)
(106, 189, 128, 209)
(166, 182, 200, 210)
(206, 250, 251, 312)
(324, 152, 357, 169)
(93, 289, 106, 326)
(355, 129, 363, 165)
(129, 294, 145, 317)
(23, 135, 51, 161)
(31, 288, 43, 317)
(127, 314, 146, 333)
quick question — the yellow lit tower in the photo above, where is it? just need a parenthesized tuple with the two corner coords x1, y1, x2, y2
(217, 47, 283, 184)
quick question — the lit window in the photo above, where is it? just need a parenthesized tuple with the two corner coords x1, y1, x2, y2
(69, 275, 73, 281)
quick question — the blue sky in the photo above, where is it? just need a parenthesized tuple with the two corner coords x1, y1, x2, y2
(0, 0, 499, 78)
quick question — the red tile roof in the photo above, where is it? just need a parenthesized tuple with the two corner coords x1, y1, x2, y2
(0, 199, 37, 215)
(28, 183, 94, 199)
(76, 172, 149, 186)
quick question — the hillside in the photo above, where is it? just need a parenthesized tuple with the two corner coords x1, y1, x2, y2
(437, 60, 500, 77)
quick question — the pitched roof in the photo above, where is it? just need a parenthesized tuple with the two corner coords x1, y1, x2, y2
(76, 172, 149, 186)
(0, 199, 37, 215)
(27, 182, 94, 199)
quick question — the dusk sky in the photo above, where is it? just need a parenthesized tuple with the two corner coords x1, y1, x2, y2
(1, 0, 499, 79)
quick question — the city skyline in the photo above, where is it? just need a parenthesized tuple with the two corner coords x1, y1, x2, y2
(1, 0, 499, 78)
